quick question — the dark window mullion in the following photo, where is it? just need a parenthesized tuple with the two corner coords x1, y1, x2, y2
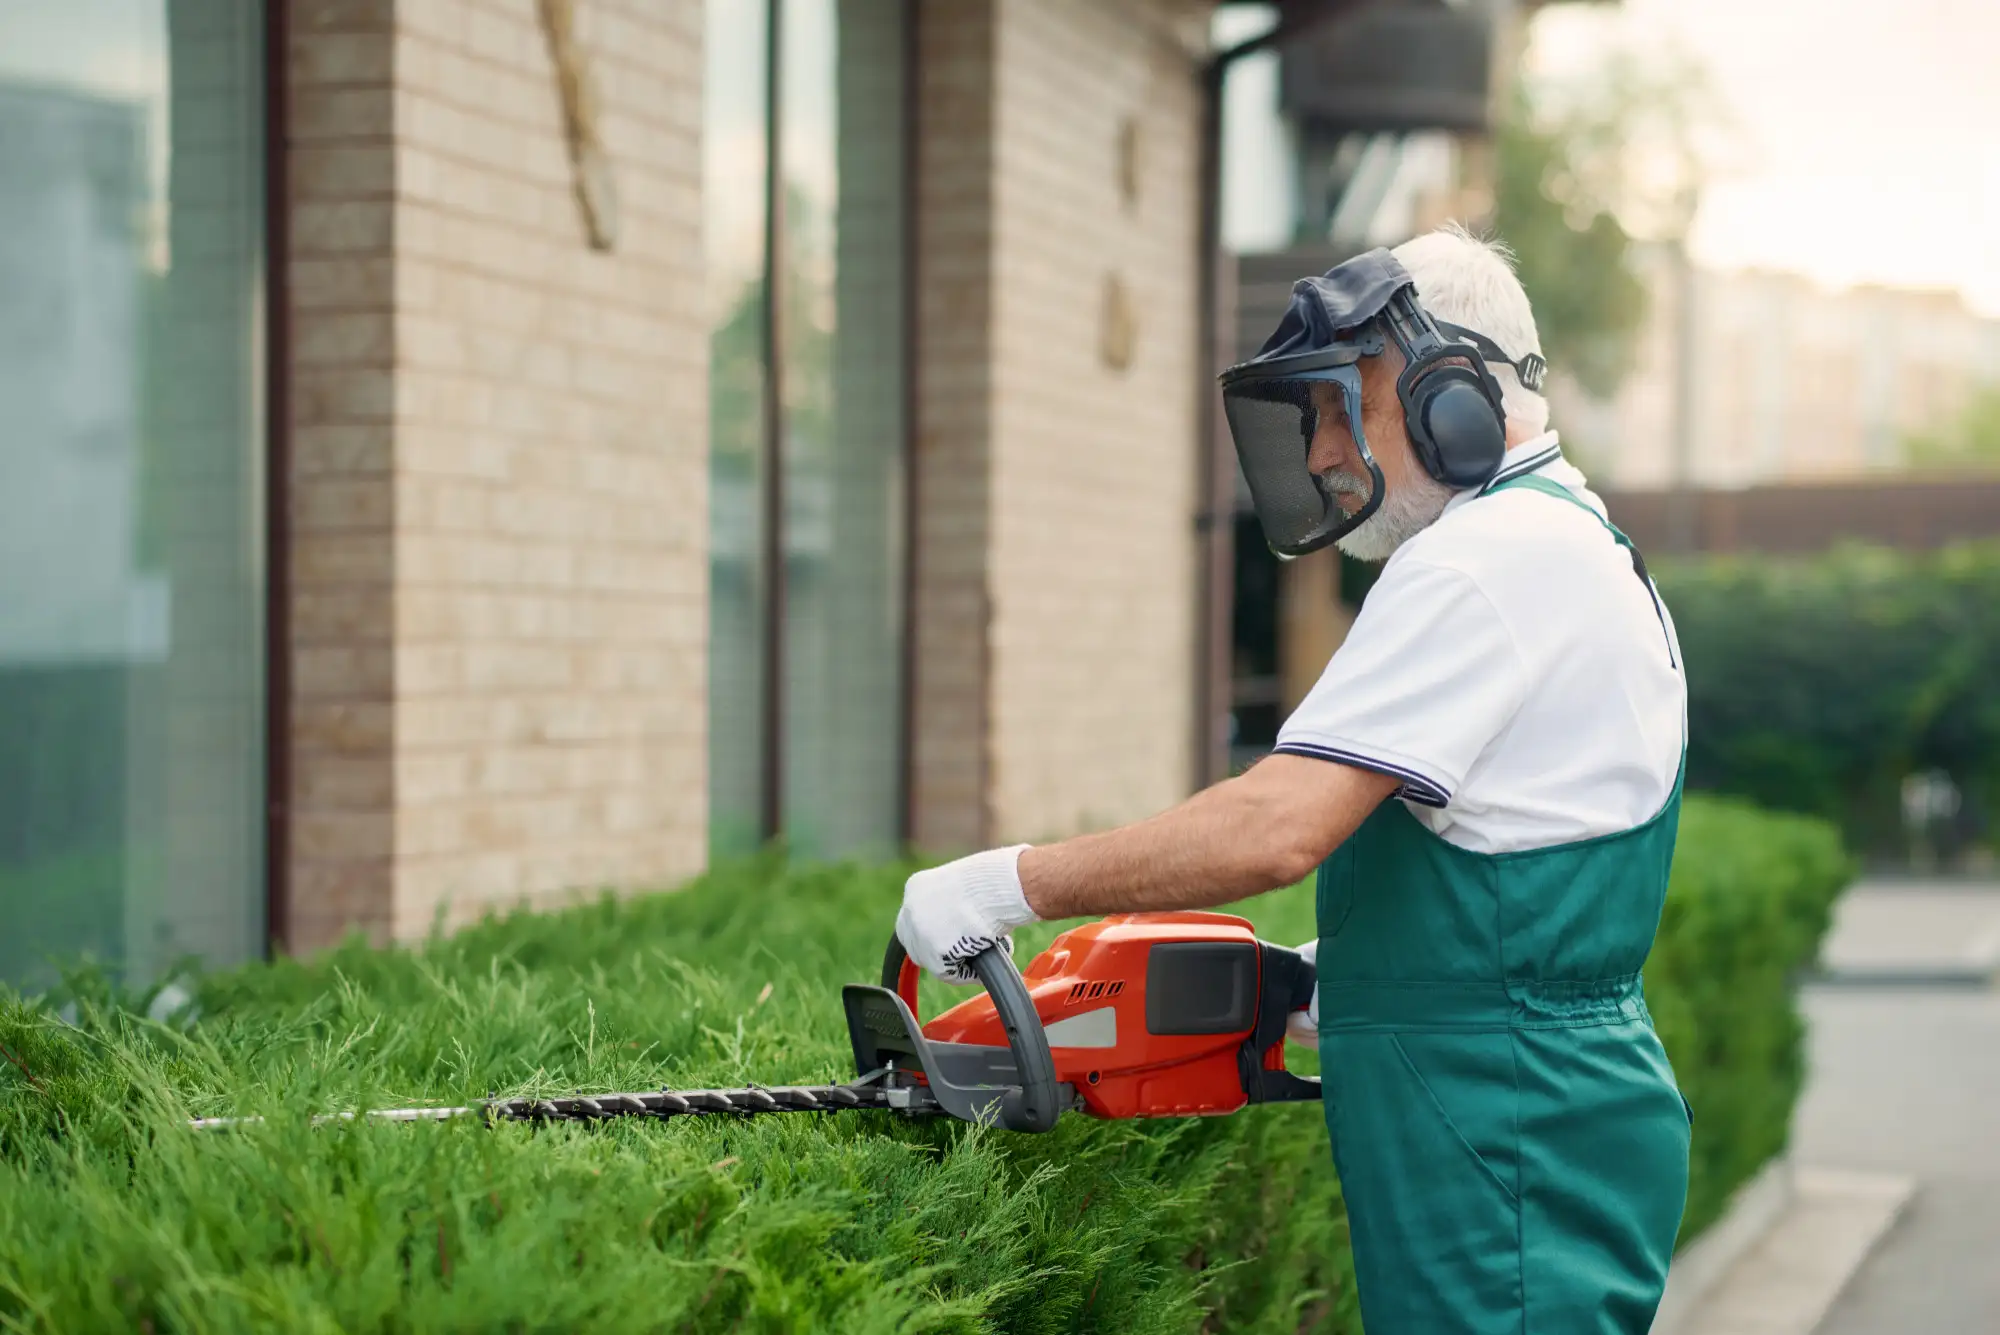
(758, 0, 787, 845)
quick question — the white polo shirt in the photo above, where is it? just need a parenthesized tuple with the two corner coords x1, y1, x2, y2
(1273, 434, 1686, 855)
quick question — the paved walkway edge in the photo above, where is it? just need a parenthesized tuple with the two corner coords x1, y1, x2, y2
(1673, 1166, 1917, 1335)
(1652, 1156, 1797, 1335)
(1808, 962, 2000, 989)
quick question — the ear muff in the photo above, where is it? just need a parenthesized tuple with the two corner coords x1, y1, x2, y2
(1382, 288, 1509, 489)
(1400, 357, 1507, 488)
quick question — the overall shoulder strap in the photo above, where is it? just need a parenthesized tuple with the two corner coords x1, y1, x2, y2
(1483, 472, 1677, 668)
(1484, 472, 1625, 535)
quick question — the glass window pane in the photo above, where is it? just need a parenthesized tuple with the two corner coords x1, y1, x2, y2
(706, 0, 773, 858)
(778, 0, 907, 860)
(0, 1, 265, 990)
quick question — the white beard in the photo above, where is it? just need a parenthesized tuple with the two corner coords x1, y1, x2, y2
(1320, 467, 1456, 563)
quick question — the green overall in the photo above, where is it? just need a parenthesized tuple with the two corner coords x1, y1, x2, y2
(1316, 474, 1691, 1334)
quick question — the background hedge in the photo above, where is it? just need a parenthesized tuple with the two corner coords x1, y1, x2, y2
(1, 793, 1849, 1333)
(1640, 796, 1853, 1237)
(1656, 540, 2000, 867)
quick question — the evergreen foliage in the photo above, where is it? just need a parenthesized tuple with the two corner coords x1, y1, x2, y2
(1658, 542, 2000, 864)
(3, 798, 1848, 1332)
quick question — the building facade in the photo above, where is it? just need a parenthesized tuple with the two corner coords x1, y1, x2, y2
(1552, 245, 2000, 490)
(3, 0, 1214, 986)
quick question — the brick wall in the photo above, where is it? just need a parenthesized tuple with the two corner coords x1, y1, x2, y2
(909, 2, 999, 853)
(286, 1, 400, 949)
(285, 0, 708, 950)
(985, 0, 1203, 842)
(284, 0, 1205, 933)
(909, 0, 1205, 849)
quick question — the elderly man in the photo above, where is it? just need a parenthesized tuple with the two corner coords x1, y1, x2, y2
(895, 225, 1692, 1334)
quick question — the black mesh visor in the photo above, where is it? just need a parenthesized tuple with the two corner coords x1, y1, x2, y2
(1221, 367, 1381, 559)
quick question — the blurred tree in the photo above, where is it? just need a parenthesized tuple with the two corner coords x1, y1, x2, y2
(1492, 84, 1646, 398)
(1904, 384, 2000, 470)
(1493, 52, 1722, 399)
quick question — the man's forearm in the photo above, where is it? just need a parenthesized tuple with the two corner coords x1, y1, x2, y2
(1016, 756, 1398, 920)
(1017, 783, 1296, 920)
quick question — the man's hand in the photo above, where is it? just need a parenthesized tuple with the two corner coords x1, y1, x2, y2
(896, 845, 1040, 982)
(1285, 937, 1319, 1050)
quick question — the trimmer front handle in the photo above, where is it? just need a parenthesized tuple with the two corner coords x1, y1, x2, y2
(840, 937, 1063, 1133)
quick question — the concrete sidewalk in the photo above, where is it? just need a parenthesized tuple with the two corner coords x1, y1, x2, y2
(1797, 982, 2000, 1334)
(1669, 879, 2000, 1335)
(1674, 1165, 1913, 1335)
(1812, 879, 2000, 986)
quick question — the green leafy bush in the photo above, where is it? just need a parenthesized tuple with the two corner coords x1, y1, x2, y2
(1644, 796, 1854, 1241)
(2, 796, 1847, 1332)
(1657, 541, 2000, 864)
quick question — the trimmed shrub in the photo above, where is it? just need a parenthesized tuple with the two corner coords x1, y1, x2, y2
(1644, 796, 1853, 1241)
(1656, 540, 2000, 865)
(1, 794, 1847, 1333)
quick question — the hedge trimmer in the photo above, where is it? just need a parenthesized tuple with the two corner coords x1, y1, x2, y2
(191, 912, 1321, 1134)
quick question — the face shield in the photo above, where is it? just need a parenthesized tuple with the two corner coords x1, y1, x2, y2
(1218, 249, 1415, 560)
(1219, 345, 1385, 559)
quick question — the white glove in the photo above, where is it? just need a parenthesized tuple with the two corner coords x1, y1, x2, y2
(1285, 937, 1320, 1050)
(896, 845, 1040, 983)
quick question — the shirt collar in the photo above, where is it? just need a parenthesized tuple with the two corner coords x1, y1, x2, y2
(1438, 430, 1599, 518)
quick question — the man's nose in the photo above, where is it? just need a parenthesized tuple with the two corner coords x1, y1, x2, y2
(1307, 418, 1349, 476)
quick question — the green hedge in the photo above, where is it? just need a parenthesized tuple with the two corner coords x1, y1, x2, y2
(1642, 796, 1853, 1240)
(1656, 541, 2000, 864)
(1, 794, 1849, 1333)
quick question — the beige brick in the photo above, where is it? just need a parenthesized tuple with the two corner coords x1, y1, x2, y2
(293, 309, 395, 368)
(295, 366, 395, 426)
(292, 583, 394, 640)
(393, 371, 498, 431)
(291, 84, 394, 142)
(459, 642, 574, 692)
(397, 803, 468, 857)
(294, 810, 395, 862)
(293, 644, 395, 699)
(291, 257, 395, 312)
(291, 29, 393, 88)
(395, 311, 471, 372)
(294, 701, 395, 753)
(294, 0, 394, 34)
(393, 643, 466, 694)
(293, 425, 393, 481)
(395, 696, 509, 747)
(292, 143, 395, 200)
(292, 199, 394, 256)
(292, 530, 396, 584)
(395, 752, 472, 803)
(464, 11, 542, 78)
(287, 856, 395, 954)
(295, 754, 396, 810)
(394, 0, 471, 46)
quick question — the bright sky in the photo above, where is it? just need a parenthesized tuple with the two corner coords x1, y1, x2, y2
(1528, 0, 2000, 317)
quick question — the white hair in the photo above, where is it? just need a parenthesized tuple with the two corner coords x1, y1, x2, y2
(1391, 223, 1549, 436)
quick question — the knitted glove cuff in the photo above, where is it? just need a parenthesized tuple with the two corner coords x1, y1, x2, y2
(955, 844, 1037, 929)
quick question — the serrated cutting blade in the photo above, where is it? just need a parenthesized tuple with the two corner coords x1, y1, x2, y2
(187, 1075, 938, 1131)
